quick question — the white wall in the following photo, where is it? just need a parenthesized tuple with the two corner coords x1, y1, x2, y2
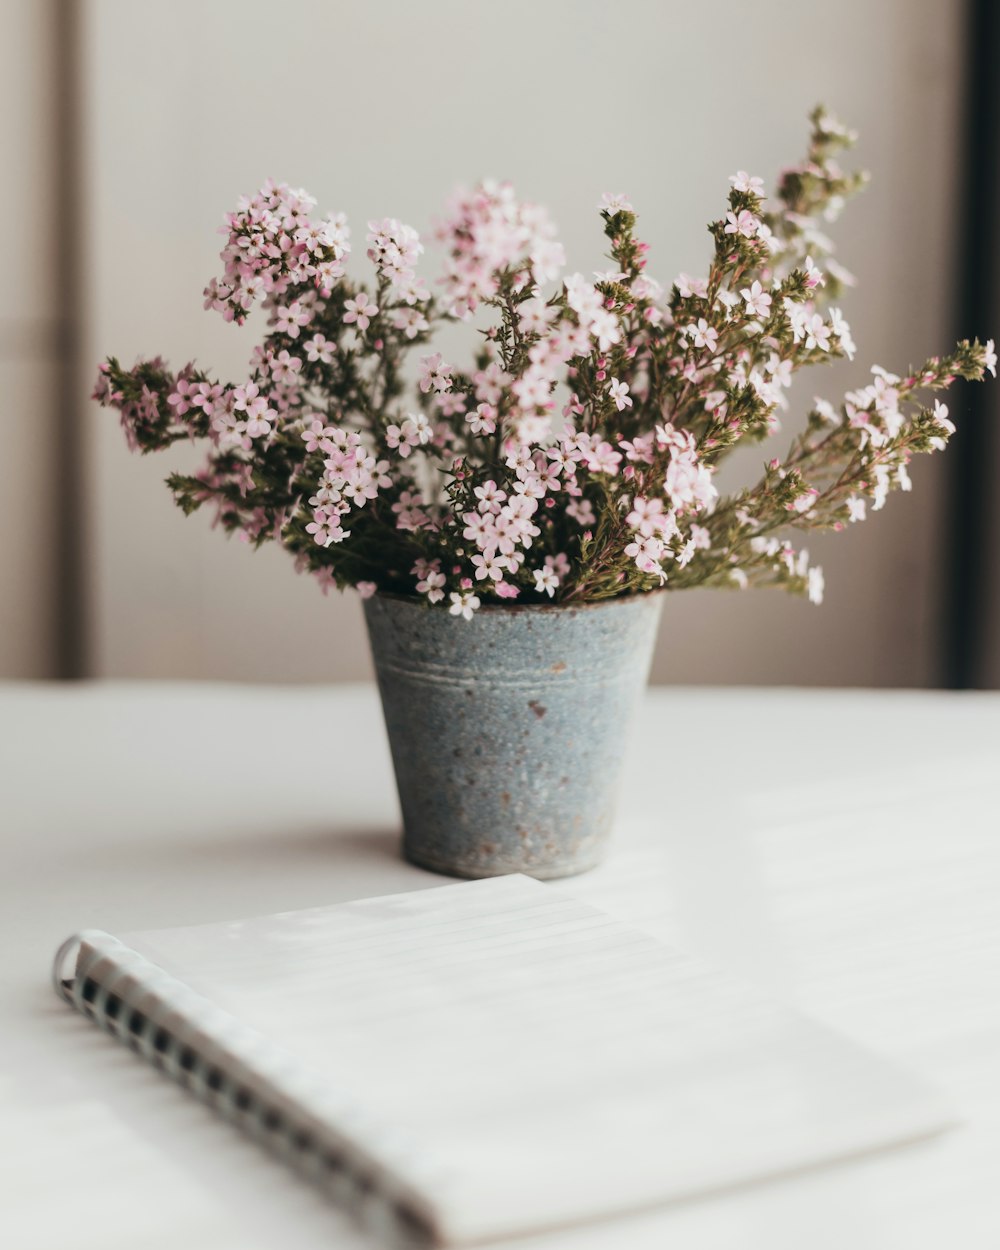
(81, 0, 964, 685)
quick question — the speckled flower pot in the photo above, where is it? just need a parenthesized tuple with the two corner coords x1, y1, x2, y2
(363, 591, 663, 880)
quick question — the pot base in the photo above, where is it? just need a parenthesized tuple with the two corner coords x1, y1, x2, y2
(402, 839, 606, 881)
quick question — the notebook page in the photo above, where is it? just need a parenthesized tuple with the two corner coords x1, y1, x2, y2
(120, 875, 951, 1245)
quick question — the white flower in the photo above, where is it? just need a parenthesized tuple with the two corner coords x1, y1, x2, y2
(740, 280, 772, 320)
(830, 308, 856, 360)
(449, 590, 481, 620)
(608, 378, 632, 411)
(930, 399, 955, 450)
(676, 273, 708, 299)
(813, 398, 838, 423)
(808, 566, 825, 605)
(533, 567, 558, 597)
(686, 318, 719, 352)
(804, 314, 832, 352)
(518, 298, 556, 336)
(599, 192, 634, 214)
(803, 255, 825, 289)
(589, 308, 621, 352)
(729, 171, 765, 195)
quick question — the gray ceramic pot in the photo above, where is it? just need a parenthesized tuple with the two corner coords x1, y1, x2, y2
(363, 591, 663, 880)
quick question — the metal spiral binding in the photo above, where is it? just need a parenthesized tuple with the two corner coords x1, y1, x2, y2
(54, 932, 436, 1249)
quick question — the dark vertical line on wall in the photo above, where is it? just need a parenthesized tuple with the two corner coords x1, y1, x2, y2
(52, 0, 87, 678)
(944, 0, 1000, 688)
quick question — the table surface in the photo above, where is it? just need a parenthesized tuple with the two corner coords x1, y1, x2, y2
(2, 681, 1000, 1250)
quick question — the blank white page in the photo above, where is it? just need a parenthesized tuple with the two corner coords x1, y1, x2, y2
(121, 875, 951, 1245)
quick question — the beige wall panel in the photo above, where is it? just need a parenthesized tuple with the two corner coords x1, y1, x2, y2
(0, 0, 58, 330)
(82, 0, 962, 685)
(0, 358, 58, 676)
(0, 1, 58, 677)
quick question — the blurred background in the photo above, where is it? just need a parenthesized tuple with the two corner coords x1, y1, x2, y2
(3, 0, 998, 687)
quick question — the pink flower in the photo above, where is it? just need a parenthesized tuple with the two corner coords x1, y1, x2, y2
(418, 353, 453, 394)
(392, 307, 429, 339)
(474, 362, 509, 404)
(462, 511, 493, 545)
(583, 440, 622, 475)
(385, 412, 431, 458)
(244, 400, 275, 439)
(624, 535, 668, 582)
(304, 334, 334, 364)
(269, 349, 301, 384)
(472, 552, 507, 581)
(167, 377, 196, 416)
(415, 567, 446, 603)
(518, 299, 556, 336)
(356, 581, 377, 599)
(468, 403, 497, 436)
(232, 382, 261, 412)
(566, 497, 595, 527)
(474, 480, 507, 511)
(190, 382, 224, 416)
(274, 301, 313, 338)
(619, 432, 656, 464)
(626, 496, 670, 537)
(724, 210, 759, 239)
(343, 292, 379, 331)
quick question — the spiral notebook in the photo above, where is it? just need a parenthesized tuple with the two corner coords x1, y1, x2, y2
(53, 875, 951, 1247)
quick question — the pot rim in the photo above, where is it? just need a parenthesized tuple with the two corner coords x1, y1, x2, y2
(367, 587, 667, 614)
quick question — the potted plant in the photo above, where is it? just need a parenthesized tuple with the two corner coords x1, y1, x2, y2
(95, 108, 994, 878)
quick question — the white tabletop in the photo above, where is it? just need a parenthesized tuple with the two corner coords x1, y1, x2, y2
(2, 682, 999, 1249)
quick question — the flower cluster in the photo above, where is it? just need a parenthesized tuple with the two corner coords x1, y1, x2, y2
(94, 108, 995, 616)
